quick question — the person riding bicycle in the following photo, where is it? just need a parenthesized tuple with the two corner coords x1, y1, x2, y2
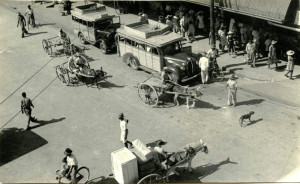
(64, 148, 78, 180)
(207, 44, 219, 70)
(68, 52, 86, 73)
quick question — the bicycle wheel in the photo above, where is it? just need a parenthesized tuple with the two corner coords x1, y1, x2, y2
(212, 70, 224, 82)
(74, 166, 90, 184)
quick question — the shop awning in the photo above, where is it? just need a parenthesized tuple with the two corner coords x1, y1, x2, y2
(184, 0, 292, 24)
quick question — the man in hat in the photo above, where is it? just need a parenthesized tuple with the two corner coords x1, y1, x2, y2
(226, 74, 238, 107)
(153, 140, 170, 169)
(57, 28, 68, 45)
(199, 51, 210, 84)
(17, 12, 29, 38)
(64, 148, 78, 180)
(268, 40, 279, 69)
(196, 11, 205, 34)
(218, 26, 227, 52)
(25, 5, 35, 29)
(119, 113, 133, 148)
(21, 92, 37, 130)
(285, 50, 295, 80)
(207, 44, 219, 64)
(227, 31, 236, 56)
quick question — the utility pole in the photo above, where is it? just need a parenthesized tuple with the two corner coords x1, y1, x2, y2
(210, 0, 215, 46)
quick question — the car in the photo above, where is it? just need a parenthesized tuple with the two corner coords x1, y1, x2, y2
(116, 19, 199, 83)
(71, 3, 120, 54)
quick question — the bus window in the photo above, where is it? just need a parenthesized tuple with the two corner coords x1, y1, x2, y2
(137, 43, 145, 50)
(146, 46, 151, 52)
(152, 48, 159, 55)
(87, 21, 93, 28)
(119, 36, 125, 43)
(125, 38, 131, 45)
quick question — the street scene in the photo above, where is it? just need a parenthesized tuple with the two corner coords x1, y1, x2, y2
(0, 0, 300, 183)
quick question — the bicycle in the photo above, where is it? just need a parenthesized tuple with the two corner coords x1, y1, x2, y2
(56, 166, 90, 184)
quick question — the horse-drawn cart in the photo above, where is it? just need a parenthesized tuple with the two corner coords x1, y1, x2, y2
(137, 75, 203, 107)
(111, 139, 208, 184)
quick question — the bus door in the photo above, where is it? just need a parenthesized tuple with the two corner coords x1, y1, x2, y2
(80, 20, 89, 41)
(146, 46, 161, 72)
(87, 21, 95, 42)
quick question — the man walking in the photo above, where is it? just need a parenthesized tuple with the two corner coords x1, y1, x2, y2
(119, 113, 133, 148)
(21, 92, 37, 130)
(285, 50, 295, 80)
(199, 52, 209, 84)
(17, 12, 28, 38)
(226, 74, 238, 107)
(25, 5, 35, 29)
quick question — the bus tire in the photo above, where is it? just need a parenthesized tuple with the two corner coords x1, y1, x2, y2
(128, 55, 139, 70)
(79, 33, 86, 44)
(99, 41, 108, 54)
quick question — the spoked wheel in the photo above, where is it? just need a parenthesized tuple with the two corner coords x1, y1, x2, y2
(73, 166, 90, 184)
(137, 174, 165, 184)
(42, 39, 52, 56)
(212, 70, 224, 82)
(56, 65, 70, 85)
(128, 56, 139, 70)
(138, 84, 159, 107)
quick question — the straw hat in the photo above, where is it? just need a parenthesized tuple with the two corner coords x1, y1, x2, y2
(286, 50, 295, 56)
(118, 113, 124, 119)
(271, 40, 278, 44)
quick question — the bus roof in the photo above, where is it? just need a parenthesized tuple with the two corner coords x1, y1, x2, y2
(117, 20, 183, 47)
(71, 3, 114, 22)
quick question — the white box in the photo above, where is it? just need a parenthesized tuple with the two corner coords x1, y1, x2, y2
(132, 139, 153, 162)
(111, 148, 139, 184)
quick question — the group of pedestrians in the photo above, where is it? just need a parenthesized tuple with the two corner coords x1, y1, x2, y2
(17, 5, 36, 38)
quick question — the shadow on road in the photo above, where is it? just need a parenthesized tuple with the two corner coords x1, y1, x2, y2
(35, 23, 56, 28)
(246, 118, 263, 127)
(0, 127, 48, 166)
(196, 100, 221, 110)
(87, 176, 118, 184)
(237, 99, 265, 106)
(30, 117, 66, 130)
(27, 31, 48, 37)
(168, 157, 238, 183)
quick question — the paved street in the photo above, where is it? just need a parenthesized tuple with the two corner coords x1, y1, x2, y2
(0, 1, 299, 183)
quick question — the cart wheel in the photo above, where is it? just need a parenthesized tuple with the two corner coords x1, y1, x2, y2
(128, 56, 139, 70)
(42, 39, 52, 56)
(56, 65, 70, 85)
(137, 174, 165, 184)
(74, 166, 90, 184)
(138, 84, 159, 107)
(100, 41, 107, 54)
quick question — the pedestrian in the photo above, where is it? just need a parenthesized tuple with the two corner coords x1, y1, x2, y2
(226, 74, 238, 107)
(172, 16, 179, 33)
(187, 20, 195, 42)
(165, 3, 172, 15)
(229, 18, 237, 33)
(158, 15, 164, 23)
(138, 11, 148, 22)
(180, 14, 187, 37)
(227, 31, 236, 56)
(285, 50, 295, 80)
(207, 44, 219, 68)
(199, 51, 210, 84)
(25, 5, 35, 29)
(165, 15, 173, 31)
(268, 40, 279, 70)
(245, 39, 256, 67)
(252, 29, 260, 57)
(21, 92, 37, 130)
(264, 35, 272, 58)
(64, 148, 78, 180)
(218, 26, 228, 52)
(17, 12, 29, 38)
(196, 11, 205, 34)
(239, 23, 248, 49)
(119, 113, 133, 149)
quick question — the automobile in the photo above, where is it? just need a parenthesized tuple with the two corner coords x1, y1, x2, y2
(116, 19, 199, 83)
(71, 3, 120, 54)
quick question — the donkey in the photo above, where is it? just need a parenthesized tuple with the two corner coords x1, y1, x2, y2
(165, 139, 208, 182)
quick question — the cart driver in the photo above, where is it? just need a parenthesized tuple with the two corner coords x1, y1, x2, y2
(57, 28, 68, 45)
(68, 52, 85, 73)
(153, 140, 172, 170)
(161, 68, 174, 91)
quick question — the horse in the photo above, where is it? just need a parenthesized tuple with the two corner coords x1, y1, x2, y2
(165, 139, 208, 182)
(173, 86, 203, 108)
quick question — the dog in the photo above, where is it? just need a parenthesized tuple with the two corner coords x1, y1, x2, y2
(173, 86, 203, 109)
(239, 111, 254, 127)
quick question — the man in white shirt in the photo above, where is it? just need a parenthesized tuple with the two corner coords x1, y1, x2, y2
(25, 5, 35, 29)
(119, 113, 132, 148)
(64, 148, 78, 180)
(199, 52, 210, 84)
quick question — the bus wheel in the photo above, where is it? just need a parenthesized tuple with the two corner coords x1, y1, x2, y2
(100, 41, 107, 54)
(79, 33, 86, 44)
(128, 56, 139, 70)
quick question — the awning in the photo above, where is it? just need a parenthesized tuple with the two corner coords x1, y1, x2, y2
(183, 0, 292, 24)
